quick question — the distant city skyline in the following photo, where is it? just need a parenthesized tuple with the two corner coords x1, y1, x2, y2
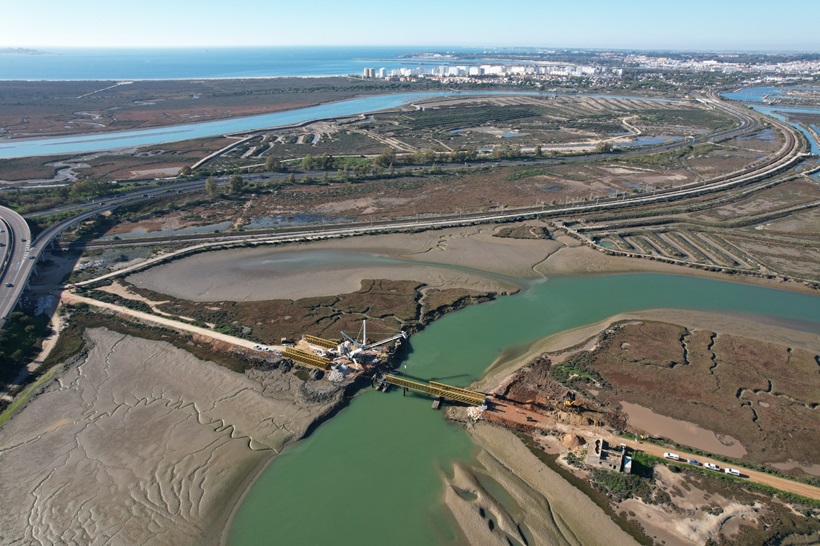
(3, 0, 819, 52)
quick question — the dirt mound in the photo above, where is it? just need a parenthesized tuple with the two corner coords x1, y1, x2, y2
(562, 433, 586, 448)
(503, 356, 566, 405)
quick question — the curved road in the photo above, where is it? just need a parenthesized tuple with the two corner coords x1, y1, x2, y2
(2, 94, 806, 309)
(0, 206, 33, 328)
(0, 94, 816, 501)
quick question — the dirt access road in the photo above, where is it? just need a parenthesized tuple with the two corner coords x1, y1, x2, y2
(485, 399, 820, 501)
(62, 292, 285, 353)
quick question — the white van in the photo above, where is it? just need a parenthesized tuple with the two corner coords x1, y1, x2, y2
(704, 462, 720, 471)
(724, 468, 741, 477)
(663, 452, 680, 461)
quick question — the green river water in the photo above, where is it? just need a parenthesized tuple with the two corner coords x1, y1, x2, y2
(229, 273, 820, 545)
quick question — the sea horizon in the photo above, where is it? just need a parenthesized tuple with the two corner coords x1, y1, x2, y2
(0, 45, 491, 81)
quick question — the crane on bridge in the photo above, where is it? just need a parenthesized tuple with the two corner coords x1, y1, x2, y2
(340, 319, 407, 359)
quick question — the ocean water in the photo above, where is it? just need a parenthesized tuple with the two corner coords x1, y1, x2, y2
(0, 46, 481, 81)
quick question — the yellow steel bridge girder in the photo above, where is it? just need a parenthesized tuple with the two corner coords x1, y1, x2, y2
(303, 335, 338, 350)
(383, 375, 486, 406)
(429, 381, 485, 398)
(283, 348, 331, 370)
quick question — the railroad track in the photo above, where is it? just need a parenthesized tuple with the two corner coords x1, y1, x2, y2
(2, 95, 811, 308)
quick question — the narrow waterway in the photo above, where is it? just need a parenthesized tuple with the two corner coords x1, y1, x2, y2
(722, 86, 820, 155)
(0, 92, 446, 159)
(229, 272, 820, 545)
(0, 91, 674, 159)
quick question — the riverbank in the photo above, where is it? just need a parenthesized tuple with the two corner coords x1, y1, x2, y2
(446, 423, 640, 545)
(124, 223, 819, 545)
(476, 306, 820, 394)
(0, 327, 347, 544)
(0, 77, 408, 142)
(4, 222, 818, 544)
(1, 224, 534, 544)
(450, 307, 819, 544)
(126, 222, 817, 308)
(126, 224, 562, 301)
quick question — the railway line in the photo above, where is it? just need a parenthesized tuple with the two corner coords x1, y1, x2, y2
(1, 92, 818, 512)
(0, 94, 810, 319)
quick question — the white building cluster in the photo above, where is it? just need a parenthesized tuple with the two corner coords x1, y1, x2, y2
(362, 63, 620, 82)
(623, 54, 820, 75)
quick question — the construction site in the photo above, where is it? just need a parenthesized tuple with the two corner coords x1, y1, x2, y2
(265, 320, 409, 383)
(271, 321, 495, 411)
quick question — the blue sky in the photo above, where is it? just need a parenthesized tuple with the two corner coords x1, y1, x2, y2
(3, 0, 818, 51)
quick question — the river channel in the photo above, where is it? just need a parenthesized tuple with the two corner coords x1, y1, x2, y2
(0, 91, 674, 160)
(722, 86, 820, 155)
(228, 271, 820, 545)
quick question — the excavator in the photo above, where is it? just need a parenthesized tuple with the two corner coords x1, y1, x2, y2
(564, 391, 587, 411)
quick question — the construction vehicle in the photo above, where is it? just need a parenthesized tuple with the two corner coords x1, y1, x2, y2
(564, 399, 586, 410)
(563, 391, 586, 410)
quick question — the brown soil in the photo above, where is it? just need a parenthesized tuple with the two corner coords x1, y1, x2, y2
(0, 327, 344, 545)
(617, 465, 820, 546)
(689, 178, 820, 223)
(553, 320, 819, 468)
(0, 78, 402, 139)
(117, 278, 496, 346)
(445, 423, 641, 546)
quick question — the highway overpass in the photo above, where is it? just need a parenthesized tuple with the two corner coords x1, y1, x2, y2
(0, 206, 34, 329)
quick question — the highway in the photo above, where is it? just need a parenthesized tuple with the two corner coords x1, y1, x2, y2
(70, 98, 802, 259)
(0, 94, 817, 502)
(76, 119, 805, 287)
(21, 93, 760, 221)
(0, 95, 806, 323)
(0, 206, 34, 329)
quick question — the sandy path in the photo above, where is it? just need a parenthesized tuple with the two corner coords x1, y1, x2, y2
(618, 437, 820, 500)
(477, 398, 820, 501)
(62, 292, 284, 353)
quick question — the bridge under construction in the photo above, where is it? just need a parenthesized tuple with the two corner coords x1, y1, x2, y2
(379, 374, 488, 407)
(303, 335, 337, 351)
(282, 347, 331, 369)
